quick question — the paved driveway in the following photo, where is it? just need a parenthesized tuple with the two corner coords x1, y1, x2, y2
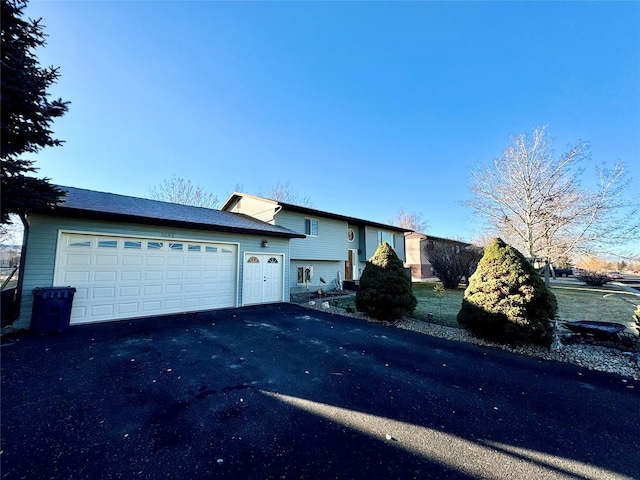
(1, 303, 639, 479)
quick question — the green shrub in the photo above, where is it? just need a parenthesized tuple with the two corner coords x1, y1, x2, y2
(355, 242, 417, 322)
(577, 271, 611, 287)
(457, 238, 557, 346)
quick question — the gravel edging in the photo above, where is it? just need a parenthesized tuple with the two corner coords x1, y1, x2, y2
(296, 301, 640, 381)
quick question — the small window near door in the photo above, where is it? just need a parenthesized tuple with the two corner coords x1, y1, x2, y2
(268, 257, 279, 263)
(247, 256, 260, 263)
(347, 228, 355, 242)
(305, 218, 318, 236)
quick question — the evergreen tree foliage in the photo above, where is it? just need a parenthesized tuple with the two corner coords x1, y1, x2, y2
(355, 242, 417, 321)
(457, 238, 557, 346)
(1, 0, 69, 224)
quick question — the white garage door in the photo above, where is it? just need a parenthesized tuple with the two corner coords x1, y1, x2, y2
(54, 232, 238, 324)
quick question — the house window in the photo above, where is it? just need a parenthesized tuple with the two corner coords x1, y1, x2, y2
(305, 218, 318, 236)
(297, 266, 313, 284)
(347, 228, 355, 242)
(378, 231, 395, 249)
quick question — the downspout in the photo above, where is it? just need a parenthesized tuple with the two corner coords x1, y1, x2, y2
(12, 213, 30, 325)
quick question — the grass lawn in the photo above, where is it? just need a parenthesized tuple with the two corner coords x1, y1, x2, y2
(330, 281, 640, 330)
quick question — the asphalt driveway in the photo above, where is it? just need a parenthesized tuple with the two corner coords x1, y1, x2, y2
(2, 303, 639, 479)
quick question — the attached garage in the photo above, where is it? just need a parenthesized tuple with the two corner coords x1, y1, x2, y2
(55, 232, 239, 324)
(12, 186, 304, 330)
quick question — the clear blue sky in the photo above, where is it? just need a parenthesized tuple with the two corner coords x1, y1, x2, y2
(25, 1, 640, 243)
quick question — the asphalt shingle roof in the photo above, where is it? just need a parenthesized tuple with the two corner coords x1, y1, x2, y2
(49, 186, 305, 238)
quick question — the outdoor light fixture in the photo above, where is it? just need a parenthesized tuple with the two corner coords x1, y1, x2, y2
(262, 239, 269, 248)
(427, 312, 433, 323)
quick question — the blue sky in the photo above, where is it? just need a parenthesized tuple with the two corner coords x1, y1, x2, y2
(25, 1, 640, 243)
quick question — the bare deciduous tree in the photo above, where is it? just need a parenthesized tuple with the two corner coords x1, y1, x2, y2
(148, 175, 219, 209)
(389, 208, 429, 232)
(259, 182, 313, 207)
(424, 240, 483, 289)
(466, 125, 639, 266)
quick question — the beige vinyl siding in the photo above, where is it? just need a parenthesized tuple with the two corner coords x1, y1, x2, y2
(277, 210, 347, 261)
(225, 197, 278, 224)
(15, 214, 291, 329)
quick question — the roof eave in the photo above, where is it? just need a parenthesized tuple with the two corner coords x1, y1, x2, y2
(39, 207, 306, 239)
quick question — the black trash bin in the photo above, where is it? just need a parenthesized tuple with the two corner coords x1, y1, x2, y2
(31, 287, 77, 334)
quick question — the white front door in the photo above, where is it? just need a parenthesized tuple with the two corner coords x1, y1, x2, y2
(242, 253, 284, 305)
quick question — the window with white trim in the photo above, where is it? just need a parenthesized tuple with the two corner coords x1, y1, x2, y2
(304, 218, 318, 236)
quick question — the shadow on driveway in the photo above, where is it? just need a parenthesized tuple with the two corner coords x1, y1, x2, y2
(2, 303, 639, 479)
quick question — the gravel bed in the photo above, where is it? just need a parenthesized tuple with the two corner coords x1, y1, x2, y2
(296, 300, 640, 381)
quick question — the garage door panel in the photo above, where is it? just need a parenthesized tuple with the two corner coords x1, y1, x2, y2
(65, 253, 92, 266)
(143, 285, 163, 296)
(142, 301, 162, 313)
(166, 284, 183, 294)
(94, 271, 117, 282)
(144, 271, 163, 281)
(92, 287, 116, 299)
(164, 299, 182, 309)
(91, 304, 114, 317)
(186, 271, 201, 280)
(64, 271, 90, 283)
(119, 286, 140, 297)
(167, 257, 184, 266)
(121, 271, 142, 281)
(118, 303, 139, 315)
(145, 257, 164, 267)
(74, 287, 89, 300)
(56, 233, 238, 324)
(122, 255, 143, 266)
(186, 257, 203, 267)
(96, 255, 118, 266)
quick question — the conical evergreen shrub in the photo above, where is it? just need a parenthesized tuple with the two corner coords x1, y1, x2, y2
(355, 242, 417, 322)
(457, 238, 557, 346)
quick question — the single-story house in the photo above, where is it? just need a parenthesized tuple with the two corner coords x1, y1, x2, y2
(12, 186, 304, 329)
(405, 232, 473, 281)
(221, 193, 411, 294)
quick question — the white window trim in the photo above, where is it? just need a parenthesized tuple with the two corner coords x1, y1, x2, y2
(305, 218, 318, 237)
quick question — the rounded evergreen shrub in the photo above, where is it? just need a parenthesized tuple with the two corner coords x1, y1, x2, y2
(457, 238, 557, 346)
(355, 242, 417, 322)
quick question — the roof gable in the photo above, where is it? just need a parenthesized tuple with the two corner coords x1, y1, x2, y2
(221, 192, 410, 233)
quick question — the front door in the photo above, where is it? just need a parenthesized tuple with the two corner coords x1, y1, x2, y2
(345, 249, 358, 281)
(242, 253, 284, 305)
